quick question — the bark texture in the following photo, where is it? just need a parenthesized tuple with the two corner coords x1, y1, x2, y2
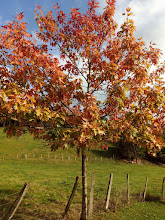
(80, 153, 87, 220)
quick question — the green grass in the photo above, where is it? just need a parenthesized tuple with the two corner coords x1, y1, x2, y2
(0, 128, 165, 219)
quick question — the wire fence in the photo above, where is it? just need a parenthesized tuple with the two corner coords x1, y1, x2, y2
(0, 175, 164, 219)
(0, 191, 20, 216)
(0, 154, 115, 162)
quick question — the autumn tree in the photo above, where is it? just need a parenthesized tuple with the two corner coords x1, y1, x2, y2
(0, 1, 165, 219)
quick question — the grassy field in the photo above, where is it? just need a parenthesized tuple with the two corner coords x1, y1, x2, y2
(0, 128, 165, 219)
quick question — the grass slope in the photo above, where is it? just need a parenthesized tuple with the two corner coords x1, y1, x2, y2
(0, 128, 164, 219)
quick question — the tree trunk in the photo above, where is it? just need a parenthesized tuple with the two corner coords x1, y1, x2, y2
(80, 152, 88, 220)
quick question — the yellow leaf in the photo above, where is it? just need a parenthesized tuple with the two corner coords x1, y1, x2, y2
(36, 108, 41, 117)
(15, 103, 20, 112)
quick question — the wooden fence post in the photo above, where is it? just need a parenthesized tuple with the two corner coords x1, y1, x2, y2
(3, 183, 30, 220)
(88, 172, 95, 220)
(63, 176, 79, 218)
(105, 173, 113, 210)
(143, 177, 148, 201)
(127, 174, 130, 204)
(162, 177, 165, 200)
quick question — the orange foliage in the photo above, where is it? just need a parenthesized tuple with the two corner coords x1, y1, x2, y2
(0, 0, 165, 154)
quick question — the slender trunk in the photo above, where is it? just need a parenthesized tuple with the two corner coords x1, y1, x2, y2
(88, 172, 95, 220)
(80, 152, 87, 220)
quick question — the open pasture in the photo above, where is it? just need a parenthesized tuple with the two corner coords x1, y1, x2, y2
(0, 129, 164, 219)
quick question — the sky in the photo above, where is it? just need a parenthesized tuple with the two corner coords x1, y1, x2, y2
(0, 0, 165, 57)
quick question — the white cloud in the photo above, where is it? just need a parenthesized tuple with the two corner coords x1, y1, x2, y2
(128, 1, 165, 44)
(97, 0, 165, 56)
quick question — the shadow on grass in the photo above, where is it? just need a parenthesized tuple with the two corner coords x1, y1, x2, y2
(136, 192, 165, 204)
(91, 146, 119, 159)
(0, 189, 64, 220)
(0, 189, 19, 199)
(145, 195, 165, 204)
(0, 189, 20, 218)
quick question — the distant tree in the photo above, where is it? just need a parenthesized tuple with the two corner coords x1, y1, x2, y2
(0, 1, 165, 219)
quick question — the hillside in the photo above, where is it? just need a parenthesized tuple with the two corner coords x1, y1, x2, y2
(0, 128, 165, 219)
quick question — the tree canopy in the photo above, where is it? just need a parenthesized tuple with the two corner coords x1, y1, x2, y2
(1, 1, 165, 218)
(0, 0, 165, 154)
